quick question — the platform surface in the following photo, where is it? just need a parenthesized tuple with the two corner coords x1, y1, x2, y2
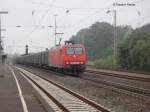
(0, 64, 46, 112)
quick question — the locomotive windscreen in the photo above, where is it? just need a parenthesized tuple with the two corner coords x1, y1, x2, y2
(74, 48, 82, 54)
(66, 47, 83, 54)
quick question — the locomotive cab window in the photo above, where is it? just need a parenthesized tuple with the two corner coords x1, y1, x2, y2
(75, 48, 82, 54)
(66, 48, 74, 54)
(66, 47, 83, 54)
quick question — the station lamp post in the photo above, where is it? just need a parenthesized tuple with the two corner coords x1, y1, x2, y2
(106, 9, 117, 59)
(0, 11, 8, 63)
(0, 11, 8, 53)
(106, 2, 136, 62)
(54, 14, 57, 46)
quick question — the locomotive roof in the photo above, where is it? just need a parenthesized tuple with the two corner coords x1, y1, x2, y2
(50, 44, 84, 50)
(62, 44, 84, 48)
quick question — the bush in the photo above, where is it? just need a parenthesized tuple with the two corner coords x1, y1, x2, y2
(118, 31, 150, 71)
(86, 61, 94, 66)
(93, 56, 119, 69)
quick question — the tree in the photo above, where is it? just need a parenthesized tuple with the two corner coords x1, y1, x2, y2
(70, 22, 132, 60)
(118, 28, 150, 71)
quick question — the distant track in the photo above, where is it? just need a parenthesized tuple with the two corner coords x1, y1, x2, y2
(83, 69, 150, 100)
(16, 66, 110, 112)
(81, 74, 150, 100)
(86, 69, 150, 82)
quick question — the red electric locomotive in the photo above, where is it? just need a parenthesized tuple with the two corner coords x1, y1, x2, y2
(15, 41, 86, 75)
(48, 41, 86, 74)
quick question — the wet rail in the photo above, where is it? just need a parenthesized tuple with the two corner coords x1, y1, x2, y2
(86, 69, 150, 82)
(81, 75, 150, 99)
(84, 69, 150, 100)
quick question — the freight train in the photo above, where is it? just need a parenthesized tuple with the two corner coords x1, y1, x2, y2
(15, 41, 86, 75)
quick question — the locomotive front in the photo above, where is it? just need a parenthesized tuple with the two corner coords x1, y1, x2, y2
(62, 44, 86, 74)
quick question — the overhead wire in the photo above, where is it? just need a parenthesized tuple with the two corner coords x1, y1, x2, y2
(61, 3, 113, 37)
(63, 0, 148, 36)
(6, 0, 148, 54)
(18, 0, 148, 45)
(11, 0, 56, 52)
(54, 2, 115, 43)
(25, 0, 56, 38)
(13, 0, 57, 50)
(31, 1, 113, 10)
(124, 0, 149, 27)
(30, 1, 112, 45)
(66, 0, 142, 28)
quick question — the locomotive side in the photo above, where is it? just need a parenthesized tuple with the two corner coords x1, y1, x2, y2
(15, 44, 86, 75)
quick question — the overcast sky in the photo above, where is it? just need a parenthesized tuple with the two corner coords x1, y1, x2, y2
(0, 0, 150, 54)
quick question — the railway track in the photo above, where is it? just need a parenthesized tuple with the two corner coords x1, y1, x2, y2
(81, 77, 150, 100)
(86, 69, 150, 82)
(81, 73, 150, 100)
(18, 65, 150, 101)
(15, 66, 110, 112)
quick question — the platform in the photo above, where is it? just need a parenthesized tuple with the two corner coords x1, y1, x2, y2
(0, 64, 47, 112)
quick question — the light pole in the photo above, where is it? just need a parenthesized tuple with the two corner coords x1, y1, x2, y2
(54, 14, 57, 46)
(106, 9, 117, 59)
(106, 2, 136, 60)
(0, 11, 8, 53)
(0, 11, 8, 63)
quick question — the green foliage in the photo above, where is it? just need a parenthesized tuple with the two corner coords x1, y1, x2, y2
(93, 56, 119, 69)
(70, 21, 150, 71)
(86, 61, 94, 66)
(118, 29, 150, 71)
(70, 22, 132, 60)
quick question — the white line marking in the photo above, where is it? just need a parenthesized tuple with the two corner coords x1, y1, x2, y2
(8, 66, 28, 112)
(19, 72, 62, 112)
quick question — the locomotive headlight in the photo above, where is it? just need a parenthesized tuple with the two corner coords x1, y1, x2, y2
(80, 61, 84, 64)
(66, 61, 69, 64)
